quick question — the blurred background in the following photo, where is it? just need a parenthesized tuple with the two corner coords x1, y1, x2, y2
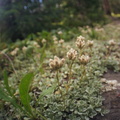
(0, 0, 120, 42)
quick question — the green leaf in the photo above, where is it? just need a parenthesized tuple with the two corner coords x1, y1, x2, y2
(39, 45, 46, 74)
(40, 45, 46, 63)
(3, 71, 13, 96)
(0, 87, 21, 109)
(40, 85, 57, 98)
(19, 73, 34, 117)
(0, 87, 12, 101)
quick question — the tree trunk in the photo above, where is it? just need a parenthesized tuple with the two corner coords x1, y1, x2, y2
(103, 0, 111, 15)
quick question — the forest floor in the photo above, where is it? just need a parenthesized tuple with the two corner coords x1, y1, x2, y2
(93, 70, 120, 120)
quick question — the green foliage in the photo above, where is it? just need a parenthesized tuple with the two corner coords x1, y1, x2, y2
(110, 0, 120, 14)
(19, 73, 34, 118)
(0, 0, 106, 42)
(3, 71, 13, 96)
(0, 72, 45, 120)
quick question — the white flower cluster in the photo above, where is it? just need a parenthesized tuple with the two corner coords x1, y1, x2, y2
(79, 55, 90, 65)
(10, 48, 19, 56)
(33, 41, 40, 48)
(22, 46, 27, 52)
(108, 40, 116, 46)
(42, 39, 46, 44)
(53, 39, 65, 45)
(76, 36, 85, 49)
(59, 39, 64, 44)
(101, 78, 119, 92)
(58, 31, 63, 35)
(49, 56, 65, 70)
(67, 48, 77, 60)
(52, 35, 57, 41)
(87, 40, 94, 47)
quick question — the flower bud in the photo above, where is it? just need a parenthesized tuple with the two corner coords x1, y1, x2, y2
(59, 39, 64, 44)
(79, 55, 90, 65)
(87, 40, 94, 48)
(58, 31, 62, 35)
(22, 46, 27, 52)
(33, 41, 40, 48)
(108, 40, 116, 46)
(76, 36, 85, 49)
(49, 56, 65, 70)
(10, 48, 19, 56)
(67, 48, 77, 60)
(42, 39, 46, 44)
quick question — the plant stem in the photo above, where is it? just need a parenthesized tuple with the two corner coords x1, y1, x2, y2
(69, 61, 74, 81)
(56, 70, 59, 86)
(2, 53, 18, 78)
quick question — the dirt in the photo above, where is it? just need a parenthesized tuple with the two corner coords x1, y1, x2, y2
(93, 70, 120, 120)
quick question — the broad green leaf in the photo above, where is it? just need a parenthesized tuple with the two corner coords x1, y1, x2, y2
(19, 73, 34, 116)
(3, 71, 13, 96)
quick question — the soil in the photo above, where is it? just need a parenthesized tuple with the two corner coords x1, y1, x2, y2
(93, 70, 120, 120)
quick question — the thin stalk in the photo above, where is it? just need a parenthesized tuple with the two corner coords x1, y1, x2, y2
(36, 110, 47, 120)
(56, 70, 62, 96)
(56, 70, 59, 86)
(2, 53, 18, 78)
(79, 49, 83, 56)
(69, 60, 74, 81)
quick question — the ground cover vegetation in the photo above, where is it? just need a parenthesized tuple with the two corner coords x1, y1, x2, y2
(0, 23, 120, 120)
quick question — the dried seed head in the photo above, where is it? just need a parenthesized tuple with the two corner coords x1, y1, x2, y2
(58, 31, 62, 35)
(108, 40, 116, 46)
(33, 41, 40, 48)
(67, 48, 77, 60)
(22, 46, 27, 52)
(49, 56, 65, 70)
(76, 36, 85, 49)
(53, 35, 57, 41)
(10, 48, 19, 56)
(87, 40, 94, 47)
(54, 40, 58, 44)
(59, 39, 64, 44)
(42, 39, 46, 44)
(79, 55, 90, 65)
